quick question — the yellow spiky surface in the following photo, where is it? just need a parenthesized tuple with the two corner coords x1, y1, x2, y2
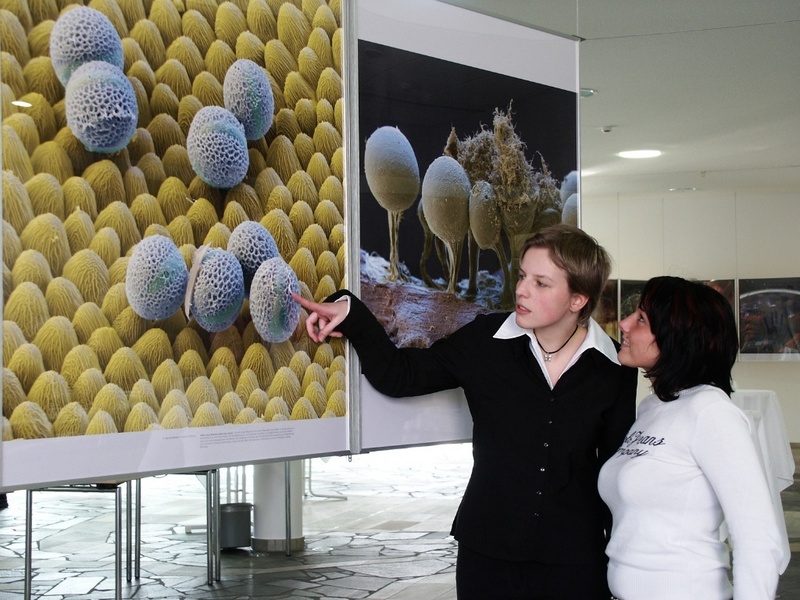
(3, 125, 34, 183)
(172, 323, 207, 358)
(315, 250, 340, 285)
(10, 401, 53, 439)
(265, 341, 291, 372)
(303, 380, 326, 416)
(12, 248, 53, 293)
(152, 359, 186, 403)
(124, 401, 160, 432)
(325, 368, 345, 397)
(86, 326, 125, 372)
(299, 223, 328, 261)
(2, 0, 347, 443)
(266, 366, 300, 409)
(104, 347, 149, 393)
(206, 346, 240, 384)
(190, 401, 225, 427)
(177, 348, 207, 388)
(185, 375, 219, 414)
(70, 367, 106, 413)
(227, 182, 263, 220)
(89, 227, 122, 270)
(287, 349, 311, 381)
(137, 152, 167, 196)
(288, 246, 318, 291)
(328, 222, 344, 254)
(64, 209, 95, 254)
(300, 361, 326, 390)
(160, 403, 190, 428)
(99, 284, 128, 327)
(62, 249, 110, 306)
(3, 320, 26, 366)
(26, 369, 70, 423)
(85, 409, 119, 435)
(325, 389, 345, 417)
(221, 201, 249, 234)
(233, 406, 258, 424)
(52, 401, 89, 437)
(113, 306, 149, 348)
(219, 390, 244, 423)
(89, 383, 130, 432)
(5, 113, 40, 157)
(131, 328, 173, 377)
(262, 395, 290, 420)
(246, 388, 269, 415)
(239, 343, 275, 389)
(32, 315, 79, 371)
(3, 367, 27, 419)
(5, 282, 49, 341)
(203, 221, 231, 248)
(129, 378, 161, 414)
(290, 396, 317, 420)
(267, 184, 294, 214)
(3, 220, 22, 270)
(328, 354, 346, 374)
(209, 364, 233, 397)
(46, 277, 84, 320)
(234, 368, 260, 400)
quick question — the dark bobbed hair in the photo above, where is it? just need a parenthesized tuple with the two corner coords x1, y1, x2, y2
(638, 276, 738, 401)
(519, 224, 611, 325)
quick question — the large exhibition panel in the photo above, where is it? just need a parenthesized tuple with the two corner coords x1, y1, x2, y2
(0, 0, 579, 487)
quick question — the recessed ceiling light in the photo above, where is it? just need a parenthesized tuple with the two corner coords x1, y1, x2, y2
(11, 100, 32, 108)
(669, 187, 697, 192)
(618, 149, 661, 159)
(579, 88, 597, 98)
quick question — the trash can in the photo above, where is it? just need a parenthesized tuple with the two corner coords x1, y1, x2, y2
(219, 503, 252, 548)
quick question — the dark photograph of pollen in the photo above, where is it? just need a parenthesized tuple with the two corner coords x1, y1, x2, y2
(357, 39, 578, 348)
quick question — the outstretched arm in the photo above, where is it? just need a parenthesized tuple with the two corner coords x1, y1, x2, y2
(292, 293, 347, 343)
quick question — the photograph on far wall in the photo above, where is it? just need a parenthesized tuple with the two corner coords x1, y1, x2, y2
(593, 279, 619, 341)
(620, 280, 647, 321)
(702, 279, 736, 312)
(739, 277, 800, 360)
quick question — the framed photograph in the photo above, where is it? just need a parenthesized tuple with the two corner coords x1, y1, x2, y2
(353, 0, 580, 450)
(738, 277, 800, 361)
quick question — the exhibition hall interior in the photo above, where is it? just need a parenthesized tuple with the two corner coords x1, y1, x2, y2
(1, 0, 798, 598)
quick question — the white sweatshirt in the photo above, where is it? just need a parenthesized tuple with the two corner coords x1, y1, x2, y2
(598, 385, 785, 600)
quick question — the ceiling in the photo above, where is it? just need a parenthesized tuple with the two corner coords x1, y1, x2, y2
(439, 0, 800, 200)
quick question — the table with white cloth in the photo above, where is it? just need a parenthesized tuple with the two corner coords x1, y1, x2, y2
(731, 389, 795, 572)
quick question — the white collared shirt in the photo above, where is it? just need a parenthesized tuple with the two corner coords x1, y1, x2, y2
(493, 314, 620, 388)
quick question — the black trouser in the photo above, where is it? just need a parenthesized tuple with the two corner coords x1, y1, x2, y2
(455, 544, 610, 600)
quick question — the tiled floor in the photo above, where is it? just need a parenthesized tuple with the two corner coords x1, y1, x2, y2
(0, 442, 797, 599)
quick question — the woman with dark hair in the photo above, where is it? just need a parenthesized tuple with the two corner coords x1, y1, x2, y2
(599, 276, 786, 600)
(295, 224, 638, 600)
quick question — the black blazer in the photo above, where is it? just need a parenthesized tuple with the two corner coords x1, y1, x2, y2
(333, 290, 638, 564)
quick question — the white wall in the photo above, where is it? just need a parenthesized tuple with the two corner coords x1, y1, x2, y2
(582, 192, 800, 442)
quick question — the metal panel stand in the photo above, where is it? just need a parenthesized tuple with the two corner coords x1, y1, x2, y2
(207, 469, 221, 584)
(304, 459, 347, 500)
(24, 481, 136, 600)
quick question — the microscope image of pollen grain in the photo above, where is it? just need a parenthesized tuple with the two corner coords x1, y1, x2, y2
(0, 0, 346, 441)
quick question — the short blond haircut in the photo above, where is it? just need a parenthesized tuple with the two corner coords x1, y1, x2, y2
(519, 224, 611, 324)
